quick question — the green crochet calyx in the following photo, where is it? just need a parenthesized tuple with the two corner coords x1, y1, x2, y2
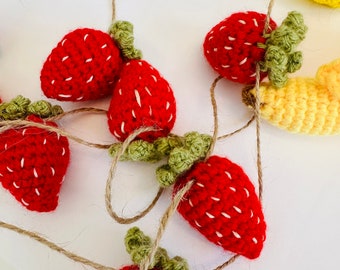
(0, 95, 63, 120)
(108, 132, 212, 187)
(109, 20, 143, 60)
(259, 11, 308, 88)
(125, 227, 189, 270)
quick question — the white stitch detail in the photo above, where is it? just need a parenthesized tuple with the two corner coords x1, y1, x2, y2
(206, 212, 215, 219)
(228, 36, 236, 41)
(20, 158, 25, 169)
(84, 33, 89, 41)
(211, 196, 220, 202)
(114, 131, 121, 138)
(244, 188, 250, 198)
(33, 168, 39, 178)
(85, 58, 93, 63)
(61, 39, 67, 46)
(232, 231, 241, 239)
(51, 167, 55, 176)
(194, 220, 202, 228)
(233, 206, 242, 214)
(35, 188, 40, 196)
(134, 89, 142, 107)
(101, 44, 107, 49)
(253, 18, 259, 27)
(229, 186, 236, 192)
(221, 212, 231, 219)
(62, 56, 69, 62)
(166, 101, 170, 110)
(106, 55, 112, 61)
(151, 75, 158, 82)
(145, 86, 152, 96)
(21, 198, 29, 206)
(7, 167, 13, 173)
(239, 57, 248, 65)
(86, 75, 94, 83)
(238, 19, 246, 24)
(132, 110, 136, 118)
(216, 231, 223, 238)
(13, 182, 20, 188)
(252, 237, 258, 244)
(121, 122, 126, 134)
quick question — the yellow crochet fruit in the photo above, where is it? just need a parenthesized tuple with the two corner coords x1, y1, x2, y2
(242, 58, 340, 135)
(312, 0, 340, 8)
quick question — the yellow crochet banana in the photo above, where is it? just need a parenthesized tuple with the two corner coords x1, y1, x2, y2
(312, 0, 340, 8)
(242, 58, 340, 135)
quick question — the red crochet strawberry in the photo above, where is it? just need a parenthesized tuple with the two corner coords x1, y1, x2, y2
(174, 155, 266, 259)
(40, 28, 123, 101)
(0, 115, 70, 212)
(203, 11, 277, 84)
(107, 59, 176, 142)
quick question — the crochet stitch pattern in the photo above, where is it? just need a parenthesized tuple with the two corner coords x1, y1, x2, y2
(107, 59, 177, 142)
(41, 28, 123, 101)
(0, 115, 70, 212)
(173, 155, 266, 259)
(242, 58, 340, 135)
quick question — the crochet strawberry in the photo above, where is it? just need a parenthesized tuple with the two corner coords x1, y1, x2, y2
(107, 59, 176, 142)
(40, 28, 123, 101)
(0, 115, 70, 212)
(203, 11, 277, 84)
(174, 155, 266, 259)
(203, 11, 307, 87)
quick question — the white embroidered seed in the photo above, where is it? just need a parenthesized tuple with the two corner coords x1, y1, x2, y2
(196, 182, 205, 188)
(101, 44, 108, 49)
(21, 198, 29, 206)
(7, 166, 13, 173)
(62, 147, 66, 156)
(221, 212, 231, 219)
(35, 188, 40, 196)
(65, 77, 73, 82)
(20, 158, 25, 169)
(151, 75, 158, 83)
(245, 42, 252, 46)
(189, 199, 194, 207)
(216, 231, 223, 238)
(121, 122, 126, 134)
(85, 58, 93, 63)
(132, 110, 136, 118)
(0, 173, 3, 177)
(211, 196, 220, 202)
(228, 36, 236, 41)
(149, 105, 153, 116)
(206, 212, 215, 219)
(219, 25, 226, 31)
(238, 19, 246, 25)
(229, 186, 236, 192)
(106, 55, 112, 61)
(119, 89, 122, 95)
(62, 56, 69, 62)
(83, 33, 89, 41)
(225, 171, 232, 179)
(51, 80, 55, 85)
(213, 48, 218, 52)
(252, 237, 258, 244)
(257, 217, 261, 224)
(13, 182, 20, 189)
(114, 130, 121, 138)
(250, 72, 256, 77)
(231, 76, 238, 80)
(61, 39, 67, 46)
(221, 64, 230, 68)
(22, 129, 27, 136)
(4, 143, 7, 150)
(138, 61, 143, 66)
(144, 86, 152, 96)
(86, 75, 94, 83)
(194, 220, 202, 228)
(244, 187, 250, 198)
(33, 168, 39, 178)
(168, 114, 173, 123)
(239, 57, 248, 65)
(43, 138, 47, 145)
(166, 101, 170, 110)
(134, 89, 142, 107)
(76, 96, 84, 101)
(233, 206, 242, 214)
(58, 94, 72, 98)
(208, 36, 213, 41)
(250, 209, 254, 218)
(232, 231, 241, 239)
(253, 18, 259, 27)
(51, 166, 56, 176)
(224, 46, 232, 50)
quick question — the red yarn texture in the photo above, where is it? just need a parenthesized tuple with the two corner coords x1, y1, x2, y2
(174, 155, 266, 259)
(41, 28, 122, 101)
(0, 115, 70, 212)
(107, 59, 176, 142)
(203, 11, 277, 84)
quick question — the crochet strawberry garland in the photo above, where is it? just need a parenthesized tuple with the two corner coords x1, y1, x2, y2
(0, 5, 311, 270)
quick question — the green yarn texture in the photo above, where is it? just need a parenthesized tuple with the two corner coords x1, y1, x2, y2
(109, 20, 142, 60)
(259, 11, 308, 88)
(125, 227, 189, 270)
(109, 132, 212, 187)
(0, 95, 63, 120)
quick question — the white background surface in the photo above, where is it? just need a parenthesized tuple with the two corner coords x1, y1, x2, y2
(0, 0, 340, 269)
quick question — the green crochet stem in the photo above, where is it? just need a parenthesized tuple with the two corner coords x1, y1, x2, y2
(108, 132, 212, 187)
(109, 20, 142, 60)
(0, 95, 63, 120)
(259, 11, 308, 88)
(125, 227, 189, 270)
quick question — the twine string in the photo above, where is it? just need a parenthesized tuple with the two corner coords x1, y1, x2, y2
(104, 126, 165, 224)
(0, 221, 116, 270)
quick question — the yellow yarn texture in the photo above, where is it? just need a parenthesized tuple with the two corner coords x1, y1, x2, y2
(312, 0, 340, 8)
(246, 58, 340, 135)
